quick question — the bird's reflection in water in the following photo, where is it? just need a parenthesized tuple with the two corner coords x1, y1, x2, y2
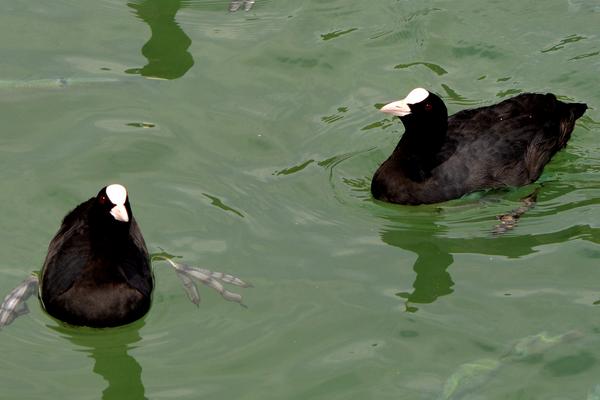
(395, 241, 454, 308)
(125, 0, 257, 79)
(378, 204, 600, 312)
(380, 213, 455, 312)
(51, 322, 147, 400)
(126, 0, 194, 80)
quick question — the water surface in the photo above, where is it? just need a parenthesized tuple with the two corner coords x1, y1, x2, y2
(1, 0, 599, 399)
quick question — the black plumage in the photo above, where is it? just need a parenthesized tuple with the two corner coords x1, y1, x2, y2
(39, 185, 153, 327)
(371, 88, 587, 205)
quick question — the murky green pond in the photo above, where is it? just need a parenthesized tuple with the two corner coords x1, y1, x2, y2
(1, 0, 599, 398)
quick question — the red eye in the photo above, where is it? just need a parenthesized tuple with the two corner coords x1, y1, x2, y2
(424, 103, 433, 111)
(98, 195, 107, 205)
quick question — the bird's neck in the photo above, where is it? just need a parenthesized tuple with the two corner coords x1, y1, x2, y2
(90, 220, 131, 253)
(390, 117, 448, 181)
(397, 116, 447, 153)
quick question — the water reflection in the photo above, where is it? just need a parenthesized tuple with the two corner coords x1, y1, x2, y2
(126, 0, 194, 80)
(51, 322, 147, 400)
(380, 213, 454, 311)
(379, 209, 600, 312)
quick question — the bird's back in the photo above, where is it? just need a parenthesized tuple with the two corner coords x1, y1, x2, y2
(438, 93, 587, 190)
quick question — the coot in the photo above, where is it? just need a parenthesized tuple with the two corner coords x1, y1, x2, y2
(372, 88, 587, 204)
(39, 184, 153, 327)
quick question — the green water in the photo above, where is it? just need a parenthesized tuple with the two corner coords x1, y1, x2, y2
(1, 0, 599, 398)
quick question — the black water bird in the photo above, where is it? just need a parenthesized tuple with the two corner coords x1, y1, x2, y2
(39, 184, 154, 328)
(371, 88, 587, 204)
(0, 185, 251, 331)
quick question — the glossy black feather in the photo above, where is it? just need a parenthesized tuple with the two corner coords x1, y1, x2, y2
(372, 92, 587, 204)
(40, 187, 153, 327)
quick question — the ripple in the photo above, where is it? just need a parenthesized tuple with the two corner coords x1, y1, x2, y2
(569, 51, 600, 61)
(320, 28, 358, 41)
(321, 147, 383, 205)
(440, 84, 482, 106)
(496, 88, 522, 98)
(568, 0, 600, 13)
(360, 118, 394, 131)
(202, 193, 245, 218)
(95, 119, 166, 134)
(394, 61, 448, 76)
(541, 34, 587, 53)
(452, 41, 504, 59)
(274, 159, 315, 176)
(543, 352, 596, 377)
(321, 107, 349, 124)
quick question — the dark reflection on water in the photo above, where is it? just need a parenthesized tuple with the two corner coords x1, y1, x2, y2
(379, 209, 600, 312)
(126, 0, 194, 80)
(380, 214, 455, 311)
(51, 322, 147, 400)
(395, 240, 454, 308)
